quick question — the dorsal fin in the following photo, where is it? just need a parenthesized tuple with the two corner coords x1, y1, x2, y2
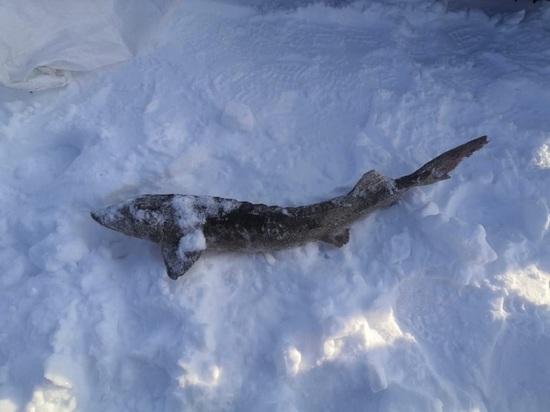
(351, 170, 392, 197)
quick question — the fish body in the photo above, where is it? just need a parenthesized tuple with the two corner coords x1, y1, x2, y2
(92, 136, 488, 279)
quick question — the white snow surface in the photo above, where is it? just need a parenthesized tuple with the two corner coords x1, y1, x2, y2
(1, 1, 550, 411)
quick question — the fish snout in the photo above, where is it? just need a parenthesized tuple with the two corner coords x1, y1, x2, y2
(91, 208, 115, 228)
(90, 210, 101, 223)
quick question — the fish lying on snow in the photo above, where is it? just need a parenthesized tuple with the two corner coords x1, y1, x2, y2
(91, 136, 488, 280)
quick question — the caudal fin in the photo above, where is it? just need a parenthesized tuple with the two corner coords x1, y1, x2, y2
(395, 136, 488, 190)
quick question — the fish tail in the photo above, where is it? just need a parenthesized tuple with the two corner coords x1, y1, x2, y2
(395, 136, 488, 190)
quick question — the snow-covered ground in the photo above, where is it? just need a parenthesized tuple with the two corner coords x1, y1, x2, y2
(1, 1, 550, 411)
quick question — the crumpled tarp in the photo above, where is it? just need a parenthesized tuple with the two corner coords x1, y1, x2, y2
(0, 0, 175, 91)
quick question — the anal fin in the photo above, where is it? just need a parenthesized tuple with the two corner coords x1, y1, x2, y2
(319, 228, 350, 248)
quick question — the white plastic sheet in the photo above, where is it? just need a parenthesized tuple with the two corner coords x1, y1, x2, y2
(0, 0, 174, 91)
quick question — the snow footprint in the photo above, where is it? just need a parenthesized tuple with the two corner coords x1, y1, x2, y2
(28, 232, 89, 272)
(14, 145, 81, 191)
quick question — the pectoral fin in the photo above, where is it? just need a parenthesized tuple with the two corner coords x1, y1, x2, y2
(161, 241, 204, 280)
(320, 228, 350, 248)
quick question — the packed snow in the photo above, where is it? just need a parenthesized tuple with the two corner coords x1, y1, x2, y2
(1, 0, 549, 411)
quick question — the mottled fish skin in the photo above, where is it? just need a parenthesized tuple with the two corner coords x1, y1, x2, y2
(91, 136, 488, 280)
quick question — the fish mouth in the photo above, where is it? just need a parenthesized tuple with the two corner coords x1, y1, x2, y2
(91, 209, 119, 231)
(90, 210, 102, 224)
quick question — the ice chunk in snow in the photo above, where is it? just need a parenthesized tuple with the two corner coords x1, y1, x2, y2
(534, 143, 550, 169)
(421, 214, 497, 265)
(220, 101, 255, 132)
(44, 354, 77, 389)
(522, 198, 549, 240)
(367, 362, 388, 393)
(280, 345, 302, 377)
(0, 399, 17, 412)
(177, 359, 221, 387)
(26, 383, 76, 412)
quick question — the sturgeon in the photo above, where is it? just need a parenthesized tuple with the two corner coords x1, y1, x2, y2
(91, 136, 488, 279)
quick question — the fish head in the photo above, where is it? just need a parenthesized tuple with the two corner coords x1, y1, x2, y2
(91, 195, 174, 243)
